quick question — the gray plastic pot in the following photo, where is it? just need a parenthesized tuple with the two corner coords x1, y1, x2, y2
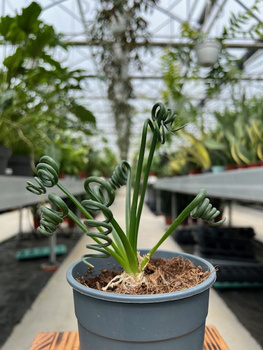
(67, 249, 216, 350)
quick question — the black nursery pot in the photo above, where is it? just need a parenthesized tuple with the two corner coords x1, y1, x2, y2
(67, 250, 216, 350)
(0, 146, 11, 174)
(193, 226, 255, 260)
(7, 155, 32, 176)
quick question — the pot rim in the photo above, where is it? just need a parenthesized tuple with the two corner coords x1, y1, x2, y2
(66, 249, 216, 303)
(195, 40, 222, 50)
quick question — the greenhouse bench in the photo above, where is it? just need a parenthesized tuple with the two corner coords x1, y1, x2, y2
(29, 325, 230, 349)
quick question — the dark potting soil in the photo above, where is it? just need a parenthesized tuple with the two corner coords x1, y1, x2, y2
(77, 256, 211, 294)
(0, 229, 82, 347)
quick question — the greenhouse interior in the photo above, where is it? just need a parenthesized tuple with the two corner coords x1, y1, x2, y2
(0, 1, 263, 349)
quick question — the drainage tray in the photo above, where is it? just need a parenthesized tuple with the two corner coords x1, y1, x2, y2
(214, 281, 263, 289)
(15, 244, 67, 260)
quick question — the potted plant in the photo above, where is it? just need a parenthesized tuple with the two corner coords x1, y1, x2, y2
(210, 95, 263, 169)
(179, 20, 222, 68)
(202, 138, 229, 173)
(195, 39, 222, 67)
(26, 103, 225, 349)
(179, 130, 212, 172)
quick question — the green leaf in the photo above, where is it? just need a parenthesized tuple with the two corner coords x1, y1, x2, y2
(235, 143, 252, 164)
(3, 47, 24, 71)
(17, 2, 42, 34)
(0, 16, 14, 37)
(203, 139, 227, 151)
(0, 16, 25, 43)
(0, 91, 14, 112)
(79, 129, 94, 136)
(40, 53, 63, 69)
(257, 143, 263, 160)
(70, 104, 96, 125)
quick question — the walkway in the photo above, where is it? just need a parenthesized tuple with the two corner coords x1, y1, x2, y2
(1, 188, 262, 350)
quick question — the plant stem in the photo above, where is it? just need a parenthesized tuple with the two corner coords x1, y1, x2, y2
(140, 189, 207, 270)
(128, 120, 149, 250)
(110, 218, 140, 273)
(125, 164, 132, 235)
(57, 181, 93, 220)
(67, 209, 134, 272)
(58, 179, 140, 273)
(134, 131, 158, 240)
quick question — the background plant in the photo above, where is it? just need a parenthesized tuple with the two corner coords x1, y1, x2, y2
(168, 93, 263, 172)
(86, 145, 119, 178)
(211, 94, 263, 165)
(161, 0, 263, 109)
(161, 50, 199, 126)
(0, 2, 96, 165)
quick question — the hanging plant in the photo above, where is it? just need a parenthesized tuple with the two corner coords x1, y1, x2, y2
(195, 39, 222, 68)
(90, 0, 157, 159)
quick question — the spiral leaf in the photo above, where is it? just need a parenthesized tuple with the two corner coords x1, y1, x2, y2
(150, 102, 182, 144)
(108, 161, 130, 190)
(36, 156, 59, 187)
(26, 156, 59, 195)
(26, 155, 120, 263)
(81, 199, 113, 263)
(37, 193, 69, 236)
(26, 176, 46, 195)
(84, 177, 115, 207)
(190, 197, 226, 226)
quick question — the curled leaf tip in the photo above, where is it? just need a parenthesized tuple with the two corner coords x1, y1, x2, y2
(151, 102, 182, 144)
(190, 189, 225, 226)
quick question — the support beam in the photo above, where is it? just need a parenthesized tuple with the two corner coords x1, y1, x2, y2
(85, 73, 263, 81)
(1, 37, 263, 50)
(198, 0, 218, 26)
(233, 0, 263, 69)
(65, 39, 263, 50)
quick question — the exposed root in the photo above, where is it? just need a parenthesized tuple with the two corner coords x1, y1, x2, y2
(77, 256, 212, 295)
(137, 251, 150, 271)
(102, 252, 151, 291)
(102, 271, 147, 292)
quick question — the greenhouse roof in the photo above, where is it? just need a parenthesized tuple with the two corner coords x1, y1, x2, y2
(1, 0, 263, 156)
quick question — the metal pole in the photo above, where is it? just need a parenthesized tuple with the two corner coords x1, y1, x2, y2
(156, 189, 162, 214)
(228, 201, 232, 227)
(171, 193, 178, 221)
(18, 207, 23, 239)
(49, 233, 56, 264)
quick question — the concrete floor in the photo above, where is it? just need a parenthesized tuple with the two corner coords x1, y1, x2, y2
(1, 188, 263, 350)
